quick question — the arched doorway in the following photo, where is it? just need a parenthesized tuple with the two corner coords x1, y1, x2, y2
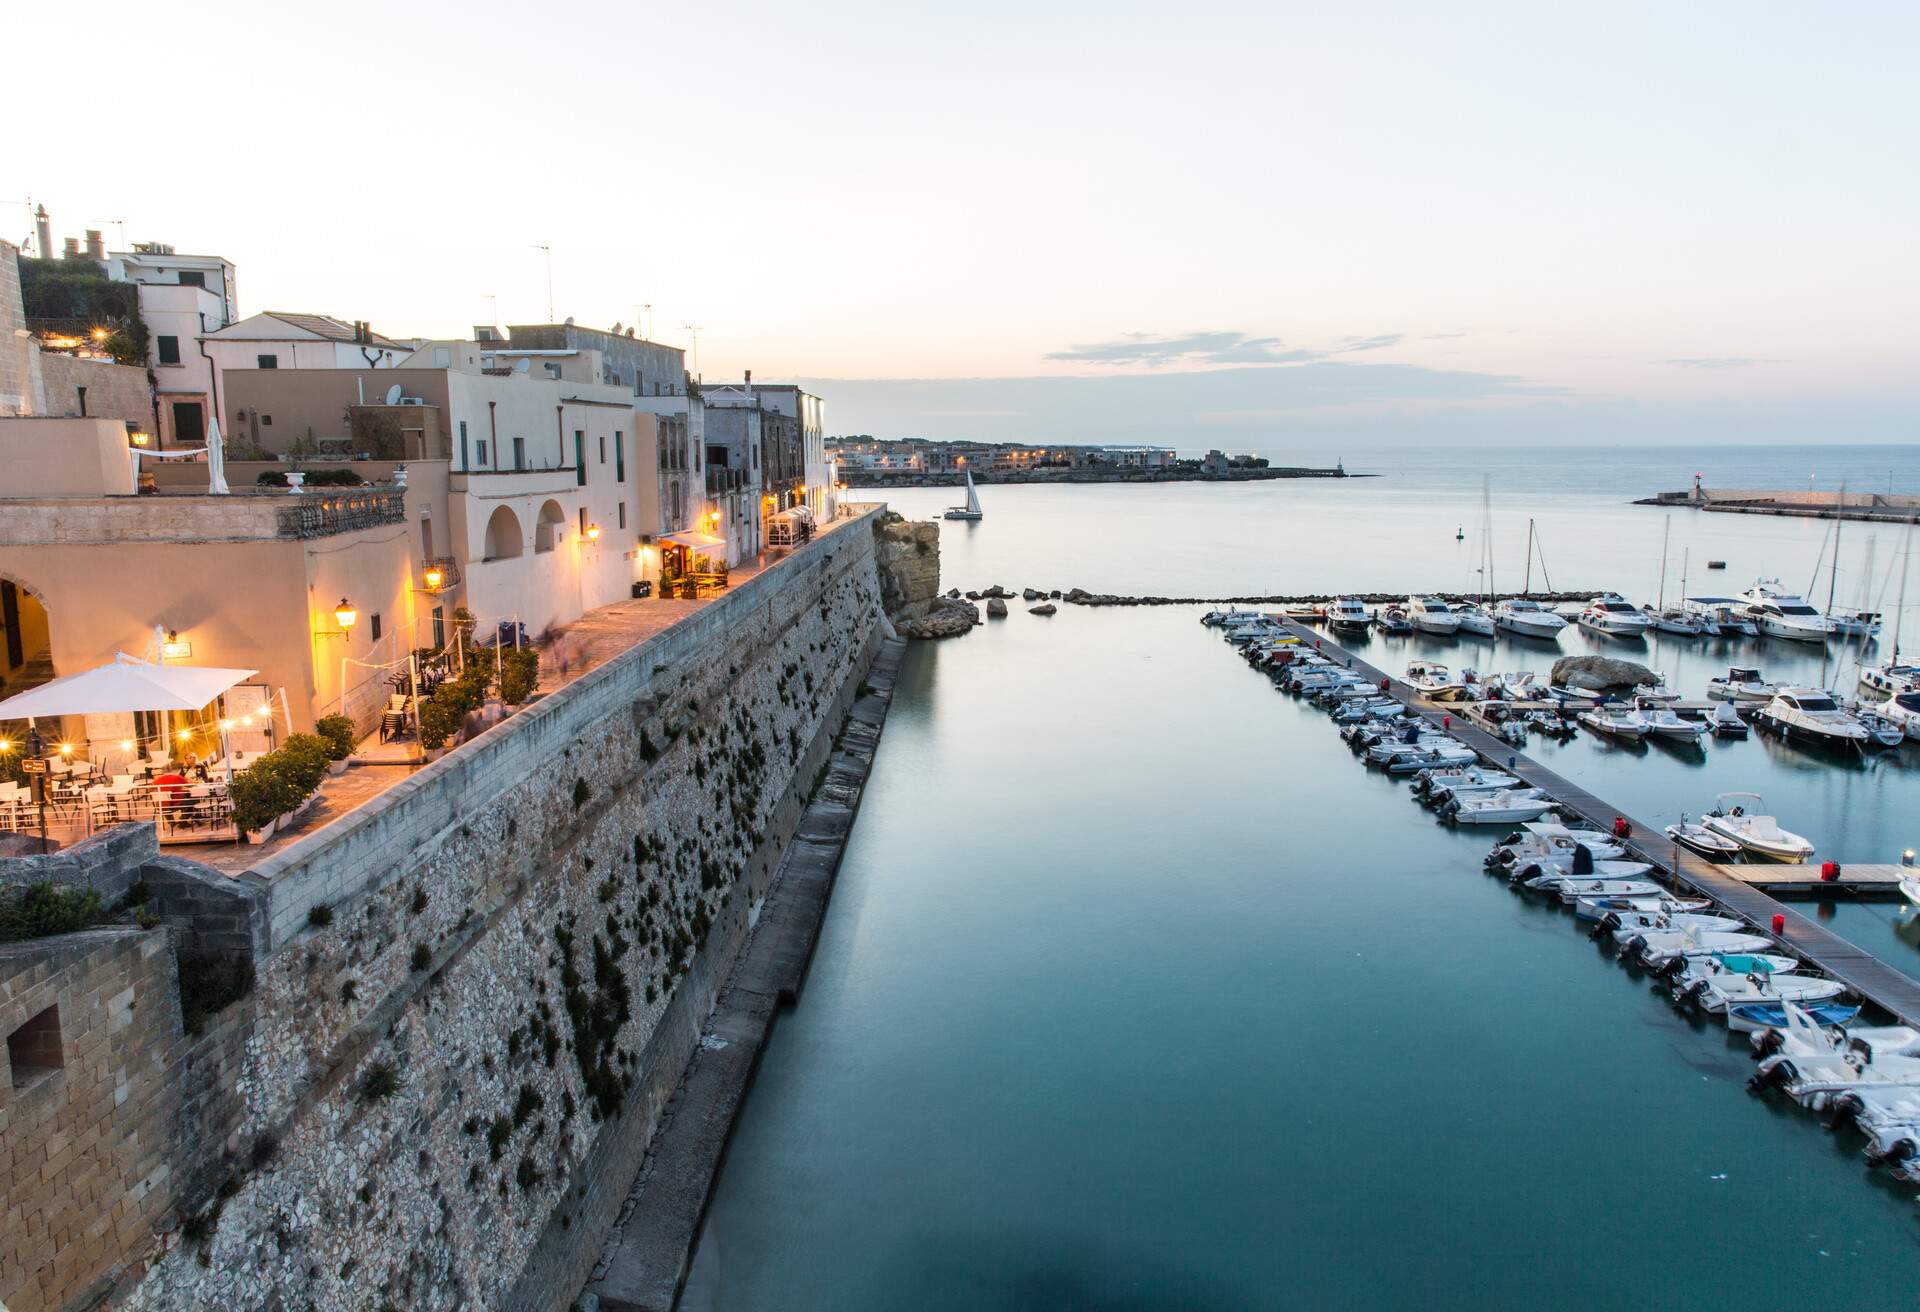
(0, 575, 53, 699)
(483, 505, 524, 561)
(534, 500, 566, 553)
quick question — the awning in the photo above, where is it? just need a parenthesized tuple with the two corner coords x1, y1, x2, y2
(0, 652, 259, 720)
(661, 531, 726, 551)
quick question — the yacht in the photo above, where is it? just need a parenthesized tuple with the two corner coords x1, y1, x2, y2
(1860, 662, 1920, 698)
(1828, 610, 1882, 640)
(1326, 596, 1373, 633)
(1700, 793, 1815, 864)
(1878, 690, 1920, 742)
(1492, 597, 1567, 640)
(1753, 687, 1871, 752)
(1404, 661, 1470, 700)
(1685, 596, 1758, 636)
(1452, 602, 1497, 637)
(1647, 607, 1706, 636)
(1375, 605, 1414, 635)
(1705, 666, 1776, 705)
(1407, 596, 1463, 635)
(1740, 580, 1832, 643)
(1576, 594, 1651, 638)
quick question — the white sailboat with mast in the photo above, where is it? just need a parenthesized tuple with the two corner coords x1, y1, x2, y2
(1493, 518, 1567, 640)
(1861, 517, 1918, 699)
(1648, 518, 1705, 635)
(944, 467, 984, 521)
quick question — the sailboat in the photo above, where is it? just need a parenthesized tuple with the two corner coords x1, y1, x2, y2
(943, 467, 983, 521)
(1647, 520, 1705, 635)
(1454, 478, 1497, 636)
(1860, 517, 1917, 698)
(1493, 519, 1567, 640)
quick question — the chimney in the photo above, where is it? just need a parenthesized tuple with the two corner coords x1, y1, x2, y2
(744, 369, 752, 395)
(84, 229, 105, 261)
(63, 237, 80, 259)
(33, 205, 51, 258)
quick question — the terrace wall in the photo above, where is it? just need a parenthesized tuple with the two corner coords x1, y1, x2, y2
(19, 507, 896, 1312)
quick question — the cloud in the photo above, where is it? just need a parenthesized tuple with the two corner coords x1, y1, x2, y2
(1665, 356, 1768, 369)
(1331, 334, 1402, 354)
(1045, 331, 1320, 368)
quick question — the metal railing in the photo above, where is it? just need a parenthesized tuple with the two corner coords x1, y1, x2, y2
(274, 487, 407, 539)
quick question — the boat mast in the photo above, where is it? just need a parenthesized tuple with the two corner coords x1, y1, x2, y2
(1894, 518, 1913, 665)
(1827, 488, 1844, 621)
(1657, 515, 1671, 610)
(1522, 519, 1534, 595)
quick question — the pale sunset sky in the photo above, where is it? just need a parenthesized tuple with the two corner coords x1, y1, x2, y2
(12, 1, 1918, 445)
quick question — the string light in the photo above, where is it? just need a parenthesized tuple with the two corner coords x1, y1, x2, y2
(120, 740, 135, 752)
(58, 742, 74, 756)
(178, 728, 194, 741)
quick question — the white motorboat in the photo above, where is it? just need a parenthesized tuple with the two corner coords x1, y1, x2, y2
(1631, 676, 1680, 704)
(1748, 1000, 1920, 1063)
(1620, 928, 1774, 966)
(1492, 597, 1567, 640)
(1576, 594, 1651, 638)
(1486, 825, 1628, 869)
(1542, 877, 1663, 902)
(1878, 690, 1920, 742)
(1855, 705, 1907, 750)
(1751, 1046, 1920, 1110)
(1375, 605, 1414, 634)
(1740, 580, 1832, 643)
(1860, 662, 1920, 698)
(1407, 596, 1463, 635)
(1700, 793, 1815, 864)
(1445, 789, 1556, 825)
(1640, 705, 1708, 743)
(1753, 687, 1871, 752)
(1453, 603, 1497, 637)
(1577, 705, 1649, 740)
(1709, 702, 1749, 738)
(1404, 660, 1469, 699)
(1604, 911, 1744, 943)
(1705, 666, 1776, 705)
(1828, 610, 1882, 640)
(1669, 952, 1803, 989)
(1201, 609, 1262, 628)
(1676, 967, 1848, 1015)
(1326, 596, 1373, 633)
(1414, 766, 1518, 799)
(1826, 1088, 1920, 1173)
(1383, 742, 1478, 773)
(1571, 893, 1712, 922)
(1664, 818, 1741, 860)
(943, 467, 984, 521)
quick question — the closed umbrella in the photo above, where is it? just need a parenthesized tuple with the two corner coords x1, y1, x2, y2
(206, 415, 230, 494)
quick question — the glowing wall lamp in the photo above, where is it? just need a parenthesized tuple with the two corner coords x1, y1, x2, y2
(423, 566, 445, 592)
(586, 523, 601, 541)
(130, 431, 150, 447)
(318, 597, 358, 639)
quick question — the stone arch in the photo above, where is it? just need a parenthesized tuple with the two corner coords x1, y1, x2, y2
(533, 499, 566, 554)
(0, 572, 55, 700)
(483, 505, 523, 561)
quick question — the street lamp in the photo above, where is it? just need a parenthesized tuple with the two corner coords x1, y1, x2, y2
(585, 523, 601, 541)
(334, 598, 358, 631)
(423, 567, 445, 591)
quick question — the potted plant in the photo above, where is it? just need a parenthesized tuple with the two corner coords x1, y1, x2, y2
(277, 735, 333, 824)
(229, 758, 284, 843)
(315, 714, 356, 775)
(418, 697, 456, 759)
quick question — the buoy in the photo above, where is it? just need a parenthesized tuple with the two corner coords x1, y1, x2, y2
(1442, 714, 1452, 729)
(1612, 816, 1631, 839)
(1772, 913, 1786, 933)
(1380, 677, 1390, 691)
(1820, 861, 1840, 882)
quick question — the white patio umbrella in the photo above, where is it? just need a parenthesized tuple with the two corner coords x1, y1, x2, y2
(0, 653, 260, 784)
(206, 414, 230, 495)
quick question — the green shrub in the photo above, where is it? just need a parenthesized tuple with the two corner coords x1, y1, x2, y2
(314, 715, 356, 761)
(256, 470, 289, 487)
(279, 734, 332, 791)
(499, 648, 540, 705)
(179, 954, 255, 1035)
(410, 943, 432, 971)
(307, 904, 334, 928)
(359, 1061, 401, 1101)
(0, 882, 103, 942)
(419, 695, 458, 751)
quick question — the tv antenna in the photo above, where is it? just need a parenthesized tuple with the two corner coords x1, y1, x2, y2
(683, 325, 702, 375)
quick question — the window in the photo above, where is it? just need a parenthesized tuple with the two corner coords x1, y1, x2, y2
(257, 354, 279, 369)
(459, 420, 469, 470)
(615, 431, 625, 482)
(476, 438, 489, 466)
(574, 432, 586, 486)
(370, 613, 382, 643)
(431, 606, 445, 648)
(434, 346, 452, 367)
(512, 437, 526, 471)
(598, 432, 606, 464)
(157, 335, 181, 365)
(8, 1003, 63, 1090)
(579, 506, 588, 535)
(261, 414, 273, 426)
(177, 270, 206, 288)
(420, 513, 434, 560)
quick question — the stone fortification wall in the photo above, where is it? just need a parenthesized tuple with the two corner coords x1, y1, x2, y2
(35, 353, 153, 429)
(95, 509, 893, 1312)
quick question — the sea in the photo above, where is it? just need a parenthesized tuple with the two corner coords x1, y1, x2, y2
(682, 444, 1920, 1310)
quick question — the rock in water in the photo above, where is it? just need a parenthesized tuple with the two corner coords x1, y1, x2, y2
(986, 597, 1009, 618)
(1022, 587, 1040, 601)
(1551, 654, 1655, 691)
(1029, 602, 1057, 616)
(901, 595, 980, 639)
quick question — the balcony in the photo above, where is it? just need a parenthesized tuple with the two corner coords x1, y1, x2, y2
(706, 466, 753, 495)
(274, 487, 407, 539)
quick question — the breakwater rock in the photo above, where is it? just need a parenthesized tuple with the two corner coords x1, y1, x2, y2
(981, 587, 1604, 608)
(900, 594, 980, 638)
(1551, 654, 1655, 691)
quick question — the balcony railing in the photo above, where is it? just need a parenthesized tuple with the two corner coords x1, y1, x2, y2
(706, 466, 752, 495)
(274, 487, 407, 539)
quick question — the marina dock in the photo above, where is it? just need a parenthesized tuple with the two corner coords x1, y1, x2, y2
(1281, 621, 1920, 1029)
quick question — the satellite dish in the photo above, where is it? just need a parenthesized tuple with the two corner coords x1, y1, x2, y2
(384, 383, 403, 406)
(515, 358, 531, 374)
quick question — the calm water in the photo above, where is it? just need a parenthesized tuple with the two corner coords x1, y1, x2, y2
(686, 444, 1920, 1309)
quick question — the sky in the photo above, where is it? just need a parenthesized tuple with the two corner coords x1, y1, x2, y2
(11, 1, 1920, 447)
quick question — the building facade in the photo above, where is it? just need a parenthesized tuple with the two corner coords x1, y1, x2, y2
(104, 245, 238, 448)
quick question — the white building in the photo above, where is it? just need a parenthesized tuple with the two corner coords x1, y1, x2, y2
(202, 312, 403, 431)
(103, 245, 237, 449)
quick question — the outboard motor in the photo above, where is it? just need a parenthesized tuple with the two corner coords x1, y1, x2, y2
(1618, 933, 1647, 962)
(1866, 1135, 1920, 1168)
(1515, 862, 1545, 884)
(1825, 1091, 1865, 1133)
(1673, 978, 1711, 1009)
(1753, 1028, 1789, 1058)
(1570, 844, 1595, 876)
(1747, 1057, 1797, 1096)
(1653, 954, 1691, 980)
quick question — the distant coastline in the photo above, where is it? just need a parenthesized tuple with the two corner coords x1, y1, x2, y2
(847, 465, 1366, 488)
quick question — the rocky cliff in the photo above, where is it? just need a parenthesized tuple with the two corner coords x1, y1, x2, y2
(872, 515, 940, 621)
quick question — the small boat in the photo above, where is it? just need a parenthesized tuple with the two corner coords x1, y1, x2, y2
(1826, 1089, 1920, 1174)
(1860, 662, 1920, 697)
(1445, 789, 1556, 825)
(1855, 706, 1908, 750)
(1577, 705, 1649, 740)
(1750, 1046, 1920, 1110)
(1747, 1000, 1920, 1062)
(1686, 596, 1756, 635)
(1453, 603, 1497, 637)
(1709, 702, 1749, 738)
(1753, 687, 1871, 752)
(1623, 929, 1779, 967)
(1669, 952, 1802, 987)
(1572, 893, 1711, 923)
(1706, 666, 1776, 704)
(1375, 606, 1414, 635)
(1383, 743, 1478, 773)
(1631, 676, 1680, 704)
(1576, 593, 1651, 638)
(1676, 967, 1848, 1016)
(1414, 766, 1519, 799)
(1407, 596, 1463, 635)
(1827, 610, 1882, 641)
(1492, 597, 1567, 640)
(1604, 911, 1744, 943)
(1700, 793, 1815, 864)
(1648, 607, 1706, 636)
(1542, 877, 1664, 902)
(1725, 1001, 1860, 1035)
(1280, 603, 1324, 622)
(942, 467, 984, 521)
(1740, 580, 1833, 644)
(1664, 817, 1741, 861)
(1485, 825, 1627, 868)
(1641, 706, 1709, 743)
(1201, 609, 1262, 628)
(1404, 661, 1468, 699)
(1326, 596, 1373, 633)
(1878, 689, 1920, 741)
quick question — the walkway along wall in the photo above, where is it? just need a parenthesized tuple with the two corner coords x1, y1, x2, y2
(0, 508, 903, 1312)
